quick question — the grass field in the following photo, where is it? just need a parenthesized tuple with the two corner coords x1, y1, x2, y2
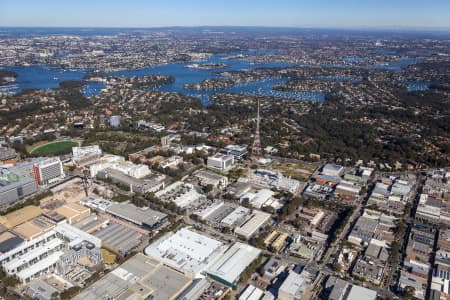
(273, 161, 319, 181)
(30, 140, 79, 156)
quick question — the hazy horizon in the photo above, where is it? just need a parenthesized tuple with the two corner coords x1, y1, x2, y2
(0, 25, 449, 35)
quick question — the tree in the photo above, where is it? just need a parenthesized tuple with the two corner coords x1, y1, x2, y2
(1, 274, 19, 287)
(332, 262, 342, 272)
(60, 286, 81, 299)
(403, 286, 416, 300)
(131, 196, 146, 207)
(203, 184, 214, 194)
(241, 198, 251, 208)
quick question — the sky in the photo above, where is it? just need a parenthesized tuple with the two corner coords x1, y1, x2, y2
(0, 0, 449, 30)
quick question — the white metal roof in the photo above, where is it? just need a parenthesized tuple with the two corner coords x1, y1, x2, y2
(144, 227, 223, 276)
(207, 242, 261, 285)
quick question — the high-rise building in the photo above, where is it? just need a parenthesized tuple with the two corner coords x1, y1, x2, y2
(32, 158, 65, 185)
(251, 100, 262, 158)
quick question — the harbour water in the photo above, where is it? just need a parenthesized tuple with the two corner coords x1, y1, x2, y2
(1, 52, 325, 104)
(106, 52, 325, 104)
(0, 51, 421, 104)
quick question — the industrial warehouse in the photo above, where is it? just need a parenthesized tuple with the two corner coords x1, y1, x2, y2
(144, 227, 225, 277)
(74, 253, 192, 300)
(144, 226, 263, 289)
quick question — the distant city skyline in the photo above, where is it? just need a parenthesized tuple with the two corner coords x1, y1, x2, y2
(1, 0, 449, 30)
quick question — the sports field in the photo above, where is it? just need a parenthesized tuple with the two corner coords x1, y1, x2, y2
(30, 140, 79, 156)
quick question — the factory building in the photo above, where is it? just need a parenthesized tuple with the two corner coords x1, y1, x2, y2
(234, 210, 271, 240)
(144, 227, 224, 277)
(156, 181, 206, 209)
(94, 222, 144, 256)
(105, 202, 167, 229)
(195, 170, 229, 189)
(221, 206, 251, 228)
(75, 253, 192, 300)
(207, 242, 261, 287)
(54, 223, 102, 248)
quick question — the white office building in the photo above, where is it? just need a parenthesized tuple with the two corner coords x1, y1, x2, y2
(88, 155, 150, 179)
(88, 154, 125, 177)
(221, 145, 248, 160)
(159, 156, 183, 169)
(72, 145, 102, 165)
(72, 145, 102, 159)
(207, 153, 234, 171)
(0, 230, 64, 283)
(114, 161, 151, 179)
(321, 164, 344, 177)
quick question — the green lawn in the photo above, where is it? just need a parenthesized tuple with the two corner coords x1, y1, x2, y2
(30, 140, 79, 156)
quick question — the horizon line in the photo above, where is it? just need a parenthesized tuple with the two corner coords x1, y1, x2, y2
(1, 24, 450, 33)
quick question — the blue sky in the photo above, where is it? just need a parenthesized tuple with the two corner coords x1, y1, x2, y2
(0, 0, 449, 29)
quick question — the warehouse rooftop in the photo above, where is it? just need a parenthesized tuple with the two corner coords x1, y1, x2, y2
(105, 202, 167, 228)
(144, 227, 224, 277)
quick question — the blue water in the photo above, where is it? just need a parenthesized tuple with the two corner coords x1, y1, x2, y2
(0, 65, 107, 97)
(368, 58, 418, 71)
(1, 66, 85, 92)
(106, 53, 324, 104)
(343, 56, 364, 63)
(82, 81, 106, 97)
(297, 56, 417, 72)
(406, 81, 430, 92)
(2, 54, 320, 104)
(311, 75, 362, 82)
(0, 51, 420, 104)
(406, 51, 432, 57)
(368, 49, 398, 55)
